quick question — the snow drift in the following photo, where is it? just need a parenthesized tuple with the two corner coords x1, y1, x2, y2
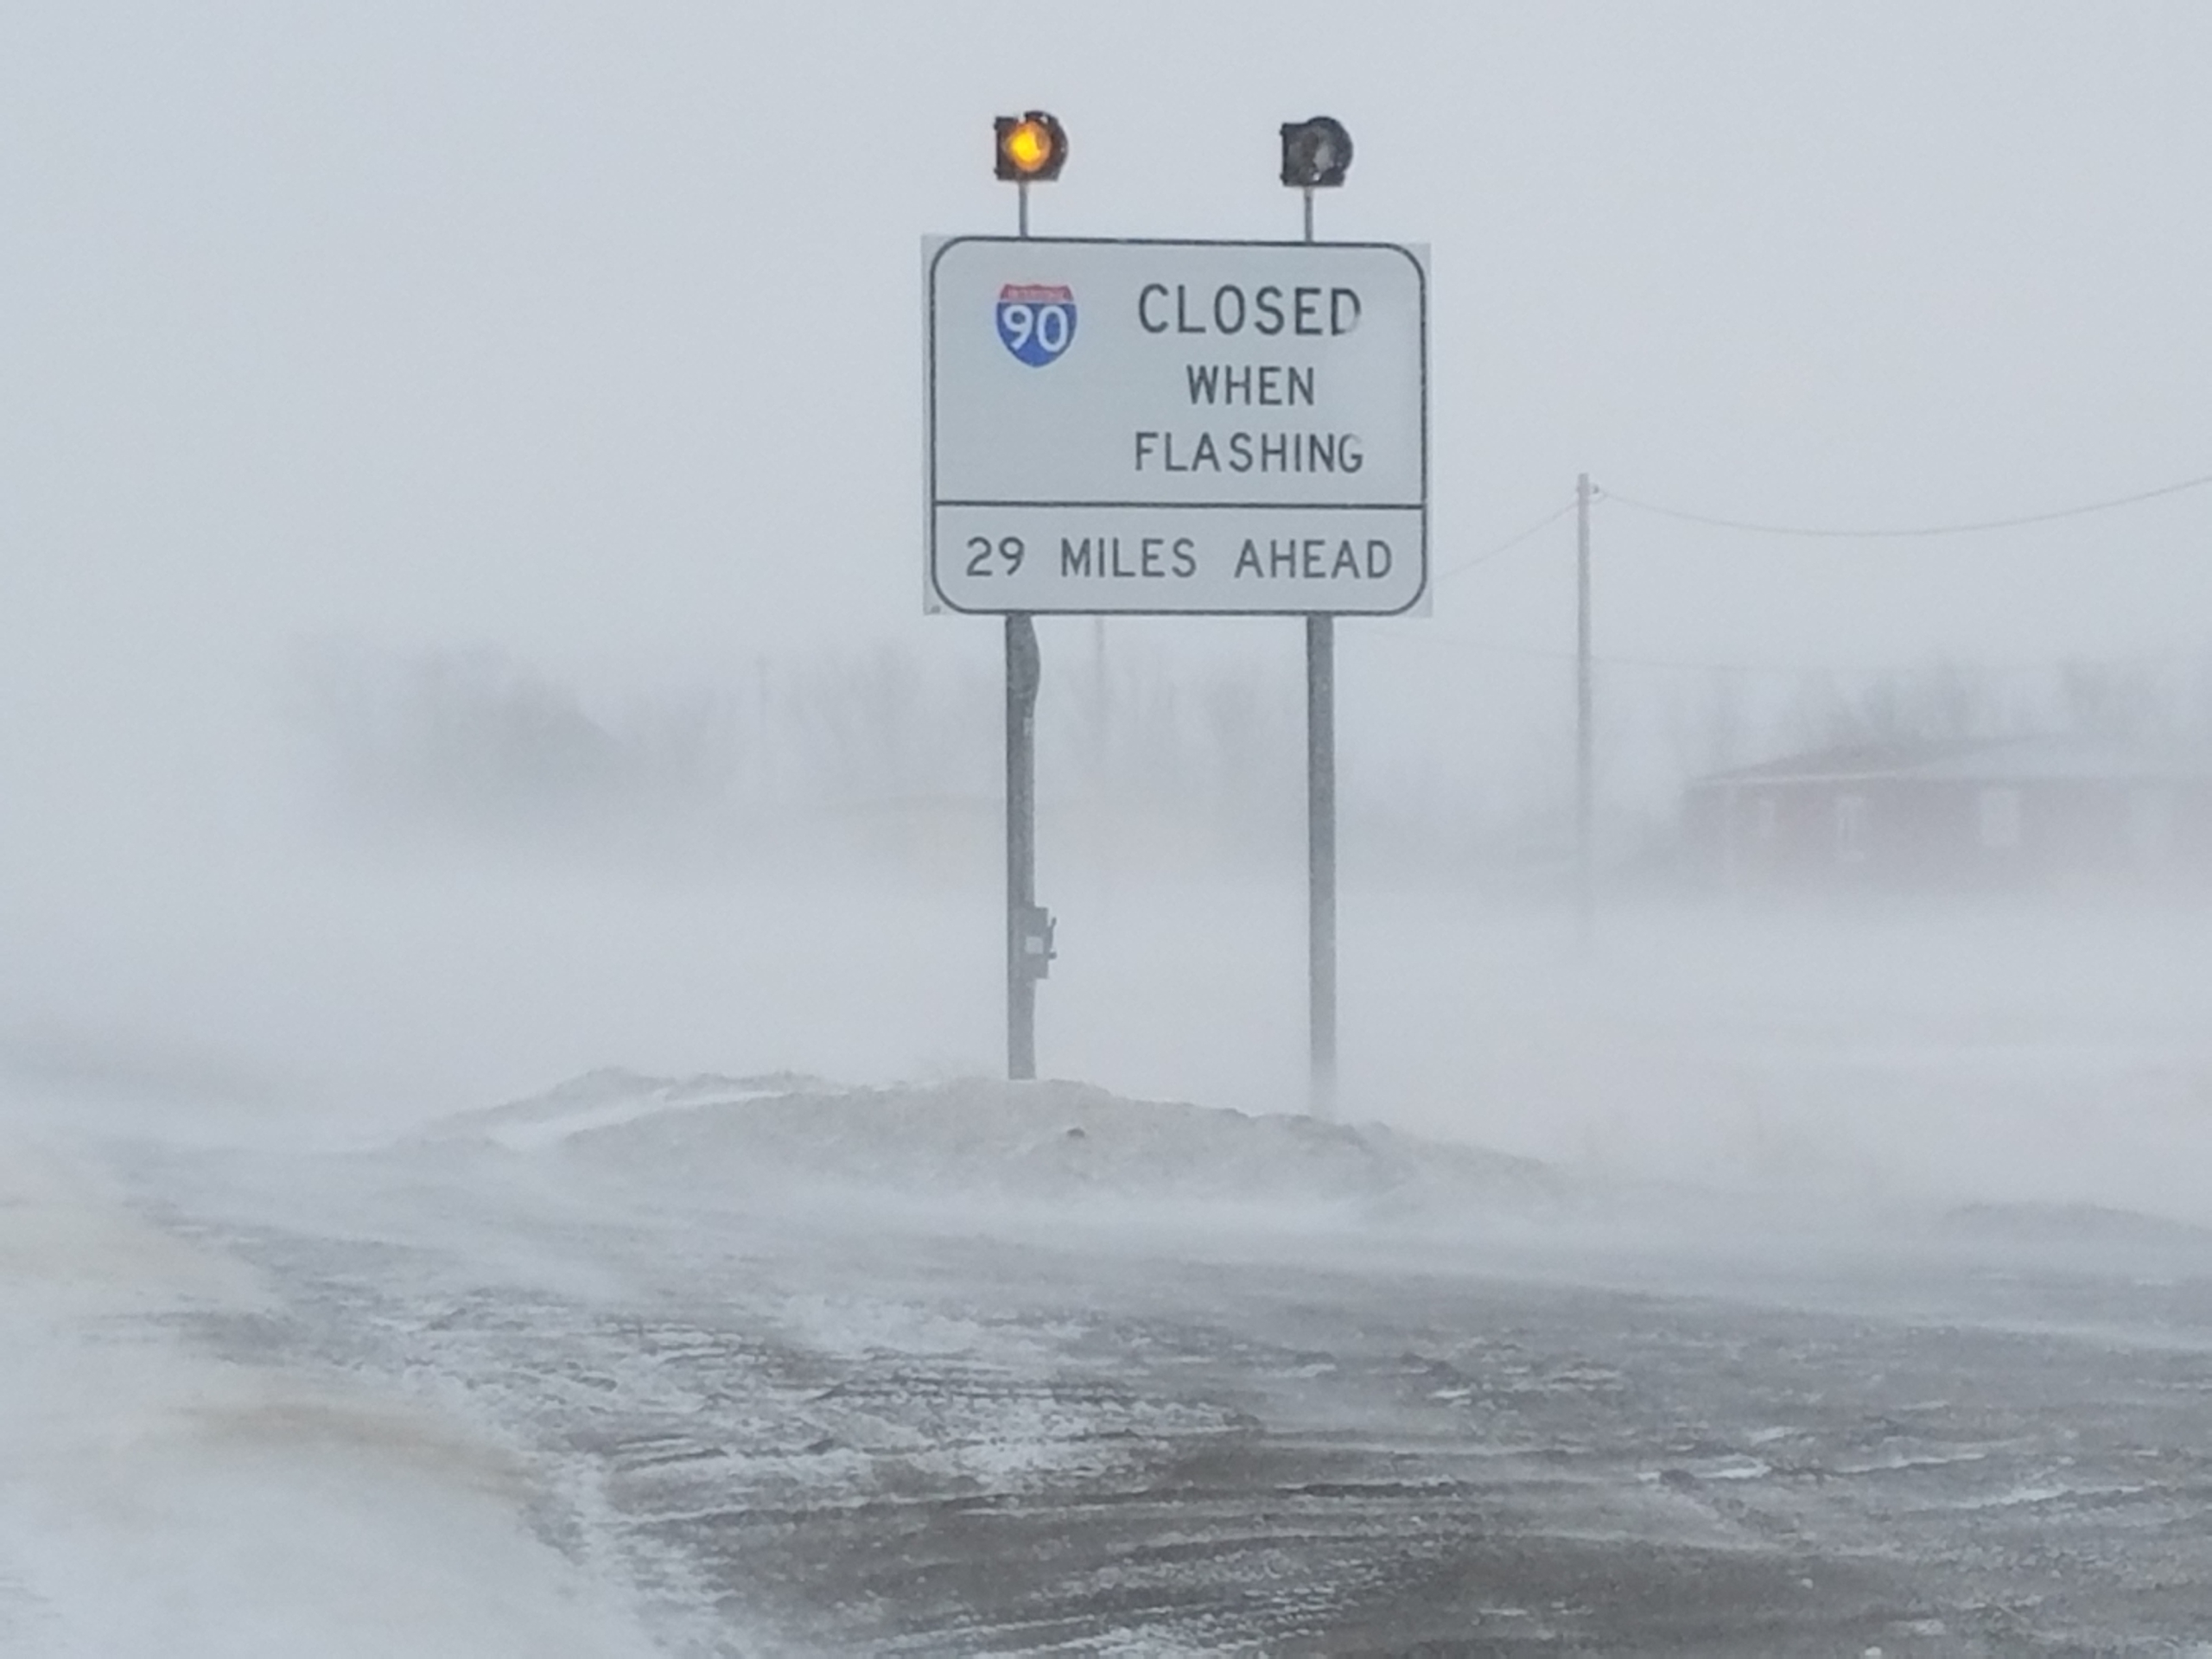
(428, 1069, 1566, 1234)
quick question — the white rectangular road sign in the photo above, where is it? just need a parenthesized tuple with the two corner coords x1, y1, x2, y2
(925, 237, 1427, 616)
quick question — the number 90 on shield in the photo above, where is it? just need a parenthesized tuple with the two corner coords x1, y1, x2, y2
(995, 283, 1078, 367)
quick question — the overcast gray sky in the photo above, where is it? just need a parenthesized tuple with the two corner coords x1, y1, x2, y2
(5, 0, 2212, 1127)
(3, 2, 2209, 827)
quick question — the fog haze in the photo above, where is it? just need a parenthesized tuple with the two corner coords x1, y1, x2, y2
(6, 2, 2211, 1144)
(10, 8, 2212, 1651)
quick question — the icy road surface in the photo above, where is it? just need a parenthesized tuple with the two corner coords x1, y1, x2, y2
(26, 1073, 2212, 1656)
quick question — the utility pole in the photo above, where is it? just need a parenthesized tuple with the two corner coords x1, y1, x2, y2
(1575, 471, 1594, 952)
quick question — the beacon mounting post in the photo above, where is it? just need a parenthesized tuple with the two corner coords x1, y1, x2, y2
(1281, 114, 1354, 1121)
(991, 109, 1068, 1081)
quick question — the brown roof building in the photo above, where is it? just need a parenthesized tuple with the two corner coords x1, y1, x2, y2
(1683, 737, 2212, 893)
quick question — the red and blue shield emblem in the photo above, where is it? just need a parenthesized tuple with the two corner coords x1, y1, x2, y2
(995, 283, 1077, 367)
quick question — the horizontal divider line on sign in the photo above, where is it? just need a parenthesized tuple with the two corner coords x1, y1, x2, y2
(934, 499, 1425, 512)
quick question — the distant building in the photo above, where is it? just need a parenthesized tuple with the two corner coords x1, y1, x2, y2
(1683, 736, 2212, 893)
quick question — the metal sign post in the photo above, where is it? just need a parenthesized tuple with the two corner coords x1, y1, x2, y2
(1300, 184, 1337, 1120)
(1000, 121, 1053, 1083)
(1005, 607, 1041, 1078)
(1306, 613, 1337, 1116)
(1282, 116, 1354, 1120)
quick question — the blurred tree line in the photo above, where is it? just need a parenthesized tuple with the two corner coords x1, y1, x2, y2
(290, 638, 2212, 880)
(289, 636, 1310, 870)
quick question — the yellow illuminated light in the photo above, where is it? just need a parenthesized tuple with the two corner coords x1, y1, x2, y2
(1002, 119, 1055, 176)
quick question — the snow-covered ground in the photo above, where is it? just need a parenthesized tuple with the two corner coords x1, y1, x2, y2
(0, 1127, 669, 1658)
(6, 880, 2212, 1652)
(7, 1054, 2212, 1653)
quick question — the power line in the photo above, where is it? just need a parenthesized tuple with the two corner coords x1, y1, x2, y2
(1347, 622, 1830, 675)
(1434, 500, 1576, 582)
(1358, 631, 1827, 677)
(1599, 469, 2212, 540)
(1345, 623, 2195, 681)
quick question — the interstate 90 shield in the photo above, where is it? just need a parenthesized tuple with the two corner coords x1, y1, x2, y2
(995, 283, 1077, 367)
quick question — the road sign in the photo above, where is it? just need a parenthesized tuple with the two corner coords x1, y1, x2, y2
(925, 237, 1427, 616)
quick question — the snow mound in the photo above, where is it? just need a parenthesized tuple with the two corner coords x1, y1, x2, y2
(424, 1066, 838, 1152)
(441, 1072, 1563, 1230)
